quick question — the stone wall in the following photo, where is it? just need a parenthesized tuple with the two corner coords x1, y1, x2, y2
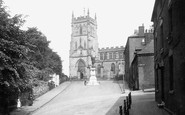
(33, 81, 49, 99)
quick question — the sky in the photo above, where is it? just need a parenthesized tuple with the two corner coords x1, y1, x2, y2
(4, 0, 155, 76)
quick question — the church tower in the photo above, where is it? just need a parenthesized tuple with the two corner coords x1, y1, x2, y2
(69, 10, 99, 79)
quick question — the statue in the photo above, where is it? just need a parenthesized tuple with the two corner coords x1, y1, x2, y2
(91, 55, 96, 67)
(87, 53, 99, 86)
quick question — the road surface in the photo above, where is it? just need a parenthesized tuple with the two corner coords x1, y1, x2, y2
(31, 80, 124, 115)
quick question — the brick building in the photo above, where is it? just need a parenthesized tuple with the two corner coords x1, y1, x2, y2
(152, 0, 185, 114)
(124, 25, 154, 90)
(131, 39, 154, 90)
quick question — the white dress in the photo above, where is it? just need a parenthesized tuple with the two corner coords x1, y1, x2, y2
(17, 98, 21, 108)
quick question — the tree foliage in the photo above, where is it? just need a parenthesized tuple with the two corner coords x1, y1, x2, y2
(0, 0, 63, 94)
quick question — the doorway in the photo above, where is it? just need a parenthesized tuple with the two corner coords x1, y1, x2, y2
(77, 59, 86, 79)
(80, 71, 84, 79)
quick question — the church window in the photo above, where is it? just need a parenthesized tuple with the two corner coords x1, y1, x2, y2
(97, 64, 101, 74)
(104, 52, 107, 60)
(75, 42, 77, 50)
(116, 52, 119, 59)
(109, 52, 113, 59)
(84, 41, 86, 49)
(80, 25, 83, 35)
(100, 53, 103, 60)
(119, 52, 123, 59)
(80, 38, 82, 47)
(113, 52, 116, 59)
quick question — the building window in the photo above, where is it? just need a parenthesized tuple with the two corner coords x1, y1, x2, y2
(97, 64, 101, 74)
(107, 53, 109, 59)
(80, 26, 83, 35)
(141, 38, 146, 45)
(116, 52, 119, 59)
(100, 53, 103, 60)
(113, 52, 116, 59)
(104, 52, 107, 60)
(109, 52, 113, 59)
(169, 55, 174, 90)
(119, 52, 123, 59)
(160, 18, 164, 49)
(75, 42, 77, 50)
(84, 41, 86, 49)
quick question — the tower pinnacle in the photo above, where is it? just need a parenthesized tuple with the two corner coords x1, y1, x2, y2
(72, 11, 74, 18)
(87, 9, 89, 16)
(83, 8, 85, 16)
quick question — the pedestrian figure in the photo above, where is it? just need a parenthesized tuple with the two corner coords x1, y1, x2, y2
(17, 98, 21, 108)
(84, 80, 87, 86)
(28, 92, 33, 106)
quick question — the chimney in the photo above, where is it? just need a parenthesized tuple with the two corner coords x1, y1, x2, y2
(138, 24, 144, 36)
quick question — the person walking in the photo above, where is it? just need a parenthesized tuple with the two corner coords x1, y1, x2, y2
(84, 80, 87, 86)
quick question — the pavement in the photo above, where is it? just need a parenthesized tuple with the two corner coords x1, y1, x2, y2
(128, 90, 170, 115)
(10, 81, 71, 115)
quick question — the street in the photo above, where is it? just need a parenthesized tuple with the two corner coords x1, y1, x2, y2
(31, 80, 125, 115)
(10, 80, 170, 115)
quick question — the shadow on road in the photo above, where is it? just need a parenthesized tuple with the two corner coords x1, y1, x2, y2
(112, 80, 129, 93)
(10, 108, 30, 115)
(106, 92, 169, 115)
(105, 96, 125, 115)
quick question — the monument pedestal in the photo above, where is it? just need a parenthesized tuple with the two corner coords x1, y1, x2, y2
(87, 67, 99, 85)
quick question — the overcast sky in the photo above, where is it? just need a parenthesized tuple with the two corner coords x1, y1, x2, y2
(4, 0, 155, 75)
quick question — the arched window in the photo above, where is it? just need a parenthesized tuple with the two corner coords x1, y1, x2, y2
(75, 42, 77, 50)
(77, 59, 86, 79)
(77, 59, 86, 73)
(80, 26, 83, 35)
(84, 41, 86, 49)
(111, 63, 116, 74)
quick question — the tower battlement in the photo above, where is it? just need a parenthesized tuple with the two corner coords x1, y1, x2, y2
(72, 16, 96, 24)
(98, 46, 125, 51)
(72, 10, 97, 25)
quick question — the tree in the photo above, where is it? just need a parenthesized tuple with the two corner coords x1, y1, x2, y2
(0, 1, 34, 91)
(0, 1, 64, 107)
(25, 27, 63, 80)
